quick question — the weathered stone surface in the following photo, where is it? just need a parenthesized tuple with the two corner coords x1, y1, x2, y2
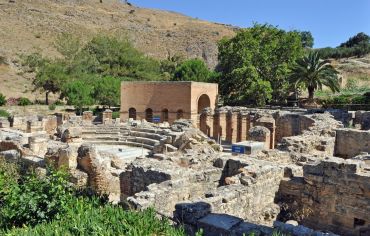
(334, 128, 370, 158)
(28, 135, 49, 156)
(278, 157, 370, 236)
(0, 149, 20, 162)
(77, 145, 120, 201)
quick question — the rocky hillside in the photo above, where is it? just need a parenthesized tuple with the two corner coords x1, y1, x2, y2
(0, 0, 236, 99)
(332, 54, 370, 87)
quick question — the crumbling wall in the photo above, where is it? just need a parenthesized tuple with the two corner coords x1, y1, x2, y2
(275, 114, 315, 143)
(277, 157, 370, 236)
(334, 129, 370, 158)
(77, 145, 121, 202)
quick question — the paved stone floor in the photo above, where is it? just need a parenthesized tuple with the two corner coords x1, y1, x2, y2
(96, 145, 150, 159)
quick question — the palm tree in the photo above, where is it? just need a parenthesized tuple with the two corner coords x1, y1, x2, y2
(290, 52, 340, 101)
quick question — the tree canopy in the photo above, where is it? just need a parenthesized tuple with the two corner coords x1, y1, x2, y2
(316, 32, 370, 59)
(289, 52, 340, 101)
(172, 59, 212, 82)
(217, 24, 304, 106)
(23, 34, 165, 108)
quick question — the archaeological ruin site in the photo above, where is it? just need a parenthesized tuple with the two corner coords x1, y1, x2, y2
(1, 81, 370, 236)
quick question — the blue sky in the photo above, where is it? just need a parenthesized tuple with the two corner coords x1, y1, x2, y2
(129, 0, 370, 48)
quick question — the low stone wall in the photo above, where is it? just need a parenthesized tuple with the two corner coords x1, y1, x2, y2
(334, 128, 370, 158)
(277, 157, 370, 236)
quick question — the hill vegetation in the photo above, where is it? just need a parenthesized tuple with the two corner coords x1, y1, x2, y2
(316, 32, 370, 59)
(0, 0, 236, 99)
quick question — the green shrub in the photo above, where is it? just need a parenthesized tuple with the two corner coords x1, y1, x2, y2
(332, 95, 352, 104)
(0, 163, 186, 235)
(0, 93, 6, 106)
(345, 78, 358, 90)
(112, 111, 120, 119)
(0, 168, 73, 228)
(0, 109, 10, 118)
(18, 97, 33, 106)
(352, 95, 367, 104)
(53, 100, 65, 106)
(48, 103, 56, 111)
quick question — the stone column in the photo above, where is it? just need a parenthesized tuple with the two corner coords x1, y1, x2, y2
(206, 115, 214, 138)
(219, 112, 227, 143)
(102, 109, 113, 124)
(213, 113, 220, 142)
(231, 112, 238, 143)
(238, 114, 250, 142)
(82, 111, 93, 123)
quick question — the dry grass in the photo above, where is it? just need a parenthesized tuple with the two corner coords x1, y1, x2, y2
(0, 0, 236, 99)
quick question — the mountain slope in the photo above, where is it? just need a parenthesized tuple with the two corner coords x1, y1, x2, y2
(0, 0, 236, 99)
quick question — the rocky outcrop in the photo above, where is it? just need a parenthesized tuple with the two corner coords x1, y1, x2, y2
(77, 145, 121, 202)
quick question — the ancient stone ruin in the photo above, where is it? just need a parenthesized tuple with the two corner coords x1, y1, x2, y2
(1, 105, 370, 236)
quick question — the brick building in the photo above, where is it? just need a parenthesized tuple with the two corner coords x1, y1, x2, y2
(120, 81, 218, 124)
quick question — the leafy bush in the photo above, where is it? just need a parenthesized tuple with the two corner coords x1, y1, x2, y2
(332, 95, 352, 104)
(0, 93, 6, 106)
(53, 100, 65, 105)
(351, 95, 367, 104)
(0, 109, 10, 118)
(0, 163, 186, 235)
(4, 203, 185, 236)
(18, 97, 33, 106)
(48, 103, 56, 111)
(112, 111, 120, 119)
(0, 168, 73, 228)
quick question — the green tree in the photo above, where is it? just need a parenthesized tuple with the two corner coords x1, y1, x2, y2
(289, 52, 340, 101)
(32, 60, 69, 105)
(297, 31, 314, 48)
(54, 33, 81, 61)
(160, 54, 184, 80)
(339, 32, 370, 48)
(217, 24, 304, 106)
(62, 80, 94, 114)
(94, 76, 121, 107)
(172, 59, 211, 82)
(82, 35, 161, 80)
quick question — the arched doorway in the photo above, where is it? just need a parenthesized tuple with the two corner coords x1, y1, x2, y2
(198, 94, 211, 114)
(161, 109, 169, 122)
(128, 108, 136, 120)
(145, 108, 153, 122)
(177, 109, 184, 119)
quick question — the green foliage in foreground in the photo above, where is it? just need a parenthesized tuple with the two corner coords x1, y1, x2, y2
(4, 203, 184, 236)
(0, 162, 185, 236)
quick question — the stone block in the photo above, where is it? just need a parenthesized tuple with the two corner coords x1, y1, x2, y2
(0, 149, 20, 162)
(174, 202, 211, 225)
(197, 213, 242, 235)
(232, 141, 265, 155)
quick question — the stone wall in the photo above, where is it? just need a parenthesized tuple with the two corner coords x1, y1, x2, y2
(275, 114, 315, 143)
(334, 129, 370, 158)
(128, 156, 287, 227)
(277, 157, 370, 236)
